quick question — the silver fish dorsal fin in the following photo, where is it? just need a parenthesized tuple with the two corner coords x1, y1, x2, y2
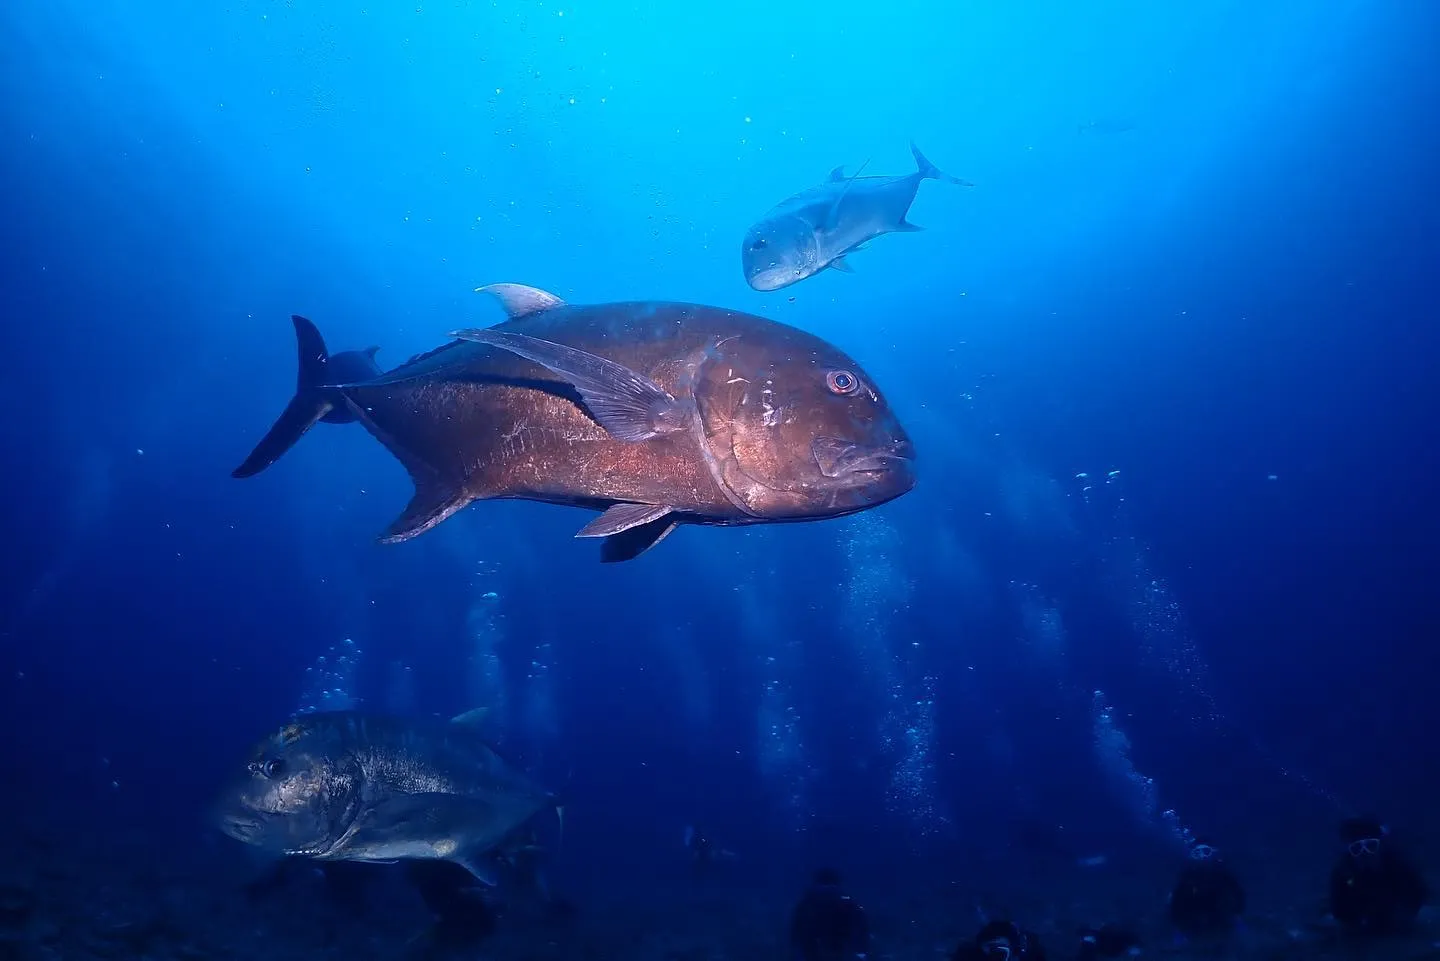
(475, 283, 567, 319)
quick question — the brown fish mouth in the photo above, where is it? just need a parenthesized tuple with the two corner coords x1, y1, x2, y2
(813, 436, 916, 479)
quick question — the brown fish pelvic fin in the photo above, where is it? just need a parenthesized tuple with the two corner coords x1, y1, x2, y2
(378, 477, 472, 543)
(599, 516, 680, 562)
(575, 502, 673, 538)
(231, 315, 338, 479)
(448, 328, 687, 442)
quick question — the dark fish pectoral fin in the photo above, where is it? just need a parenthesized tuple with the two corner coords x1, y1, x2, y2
(829, 256, 855, 274)
(379, 481, 471, 543)
(599, 516, 680, 562)
(448, 328, 686, 442)
(576, 503, 673, 538)
(231, 315, 337, 479)
(476, 283, 566, 318)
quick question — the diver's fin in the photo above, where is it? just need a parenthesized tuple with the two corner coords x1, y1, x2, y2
(910, 141, 973, 186)
(576, 502, 673, 538)
(894, 219, 926, 232)
(827, 164, 846, 182)
(829, 256, 854, 274)
(600, 516, 679, 562)
(475, 283, 566, 319)
(448, 328, 686, 441)
(450, 707, 491, 726)
(231, 315, 338, 478)
(378, 479, 471, 543)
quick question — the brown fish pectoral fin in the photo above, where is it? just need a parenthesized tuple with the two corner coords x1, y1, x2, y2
(475, 283, 566, 319)
(378, 481, 472, 543)
(576, 502, 674, 538)
(449, 328, 686, 442)
(599, 516, 681, 563)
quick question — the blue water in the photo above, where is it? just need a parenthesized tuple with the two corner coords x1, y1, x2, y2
(2, 0, 1437, 951)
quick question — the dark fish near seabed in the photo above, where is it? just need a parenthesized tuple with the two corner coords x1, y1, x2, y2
(214, 710, 556, 885)
(232, 284, 916, 561)
(741, 142, 972, 291)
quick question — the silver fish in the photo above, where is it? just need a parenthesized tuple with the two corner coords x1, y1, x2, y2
(741, 142, 971, 291)
(215, 711, 556, 884)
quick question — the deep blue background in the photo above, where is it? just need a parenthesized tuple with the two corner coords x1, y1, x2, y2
(1, 0, 1436, 899)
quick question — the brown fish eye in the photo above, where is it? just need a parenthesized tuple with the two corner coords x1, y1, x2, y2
(260, 758, 284, 779)
(826, 370, 858, 394)
(752, 238, 767, 249)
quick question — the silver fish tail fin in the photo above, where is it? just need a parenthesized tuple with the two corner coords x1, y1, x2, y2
(232, 315, 340, 478)
(910, 141, 973, 187)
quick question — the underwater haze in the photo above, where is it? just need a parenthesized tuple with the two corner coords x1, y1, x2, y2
(2, 0, 1439, 958)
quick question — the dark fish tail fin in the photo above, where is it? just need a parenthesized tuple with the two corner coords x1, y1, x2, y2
(910, 141, 973, 187)
(231, 315, 339, 479)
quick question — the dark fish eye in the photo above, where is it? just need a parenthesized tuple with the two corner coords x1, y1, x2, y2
(826, 370, 858, 395)
(261, 758, 285, 779)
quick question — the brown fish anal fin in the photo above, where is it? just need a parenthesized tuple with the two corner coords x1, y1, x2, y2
(575, 502, 674, 538)
(475, 283, 566, 319)
(378, 481, 472, 543)
(829, 256, 855, 274)
(448, 328, 686, 442)
(599, 516, 680, 563)
(895, 219, 926, 232)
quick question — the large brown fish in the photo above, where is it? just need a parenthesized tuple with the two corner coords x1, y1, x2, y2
(233, 284, 916, 561)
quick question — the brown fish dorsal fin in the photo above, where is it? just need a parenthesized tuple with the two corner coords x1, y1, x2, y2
(447, 328, 687, 442)
(575, 503, 673, 538)
(475, 283, 566, 319)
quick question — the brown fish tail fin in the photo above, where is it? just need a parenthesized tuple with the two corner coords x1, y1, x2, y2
(231, 315, 339, 478)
